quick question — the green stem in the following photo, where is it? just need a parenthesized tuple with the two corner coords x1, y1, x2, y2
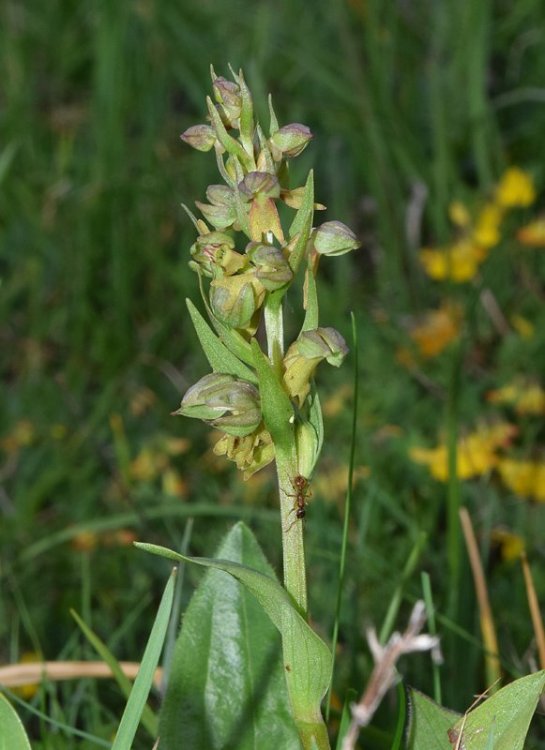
(297, 720, 330, 750)
(263, 293, 308, 615)
(276, 451, 308, 615)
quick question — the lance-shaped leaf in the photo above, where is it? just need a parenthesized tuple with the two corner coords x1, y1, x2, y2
(0, 694, 32, 750)
(287, 171, 315, 274)
(156, 522, 299, 750)
(251, 339, 295, 454)
(186, 299, 257, 383)
(447, 671, 545, 750)
(405, 688, 460, 750)
(137, 532, 333, 740)
(112, 570, 175, 750)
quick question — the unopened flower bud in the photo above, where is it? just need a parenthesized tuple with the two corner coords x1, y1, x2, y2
(238, 171, 280, 201)
(174, 373, 261, 437)
(212, 76, 242, 126)
(195, 200, 236, 231)
(180, 124, 216, 152)
(312, 221, 359, 256)
(270, 123, 313, 159)
(210, 272, 265, 329)
(246, 242, 293, 290)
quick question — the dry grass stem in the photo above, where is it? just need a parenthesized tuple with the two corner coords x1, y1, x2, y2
(459, 507, 501, 690)
(0, 660, 163, 688)
(521, 551, 545, 670)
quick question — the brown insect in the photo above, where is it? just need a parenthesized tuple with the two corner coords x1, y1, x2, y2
(286, 474, 311, 531)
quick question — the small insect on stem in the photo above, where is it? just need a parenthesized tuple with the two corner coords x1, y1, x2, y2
(285, 474, 311, 531)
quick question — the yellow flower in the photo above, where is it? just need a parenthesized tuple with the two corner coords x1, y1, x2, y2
(449, 201, 471, 227)
(410, 422, 517, 482)
(517, 218, 545, 247)
(472, 202, 503, 248)
(510, 314, 534, 339)
(497, 458, 545, 500)
(487, 379, 545, 415)
(490, 528, 525, 563)
(495, 167, 535, 208)
(419, 239, 487, 282)
(13, 652, 43, 699)
(409, 304, 461, 358)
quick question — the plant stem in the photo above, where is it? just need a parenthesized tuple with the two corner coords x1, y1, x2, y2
(263, 293, 308, 616)
(276, 453, 308, 615)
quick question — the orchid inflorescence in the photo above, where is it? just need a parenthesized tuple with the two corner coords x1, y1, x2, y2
(174, 66, 359, 481)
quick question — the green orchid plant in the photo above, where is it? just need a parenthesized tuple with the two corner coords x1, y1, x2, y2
(139, 66, 358, 750)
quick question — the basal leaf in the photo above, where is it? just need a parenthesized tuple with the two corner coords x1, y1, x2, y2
(0, 694, 32, 750)
(138, 527, 332, 735)
(406, 687, 460, 750)
(448, 671, 545, 750)
(156, 523, 300, 750)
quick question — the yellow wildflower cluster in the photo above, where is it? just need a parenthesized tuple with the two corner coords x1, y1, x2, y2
(490, 527, 525, 563)
(410, 422, 517, 481)
(419, 168, 535, 282)
(487, 379, 545, 416)
(497, 458, 545, 502)
(517, 217, 545, 247)
(408, 303, 462, 358)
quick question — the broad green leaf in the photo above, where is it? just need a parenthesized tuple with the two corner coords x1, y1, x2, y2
(251, 339, 295, 453)
(138, 526, 332, 732)
(186, 298, 257, 383)
(112, 569, 175, 750)
(447, 670, 545, 750)
(406, 688, 460, 750)
(157, 522, 300, 750)
(0, 694, 32, 750)
(71, 609, 157, 738)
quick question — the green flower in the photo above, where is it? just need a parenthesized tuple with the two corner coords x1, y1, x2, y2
(174, 373, 262, 437)
(312, 220, 359, 256)
(283, 327, 349, 404)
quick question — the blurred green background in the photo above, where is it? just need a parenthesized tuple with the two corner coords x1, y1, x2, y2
(3, 0, 545, 746)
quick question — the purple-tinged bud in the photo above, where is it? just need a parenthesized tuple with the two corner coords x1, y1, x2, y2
(180, 124, 216, 152)
(195, 200, 236, 231)
(270, 123, 313, 159)
(238, 171, 280, 201)
(174, 373, 261, 437)
(312, 221, 359, 256)
(206, 184, 234, 207)
(212, 76, 242, 125)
